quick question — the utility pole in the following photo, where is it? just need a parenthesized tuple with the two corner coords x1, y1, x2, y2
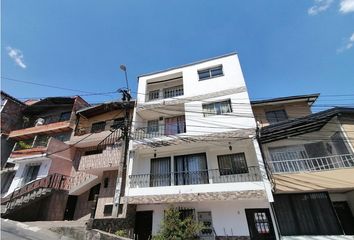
(112, 66, 132, 218)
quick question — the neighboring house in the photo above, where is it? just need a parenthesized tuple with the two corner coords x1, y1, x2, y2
(1, 91, 26, 168)
(253, 95, 354, 237)
(0, 91, 26, 199)
(126, 53, 278, 240)
(1, 96, 89, 221)
(65, 101, 134, 221)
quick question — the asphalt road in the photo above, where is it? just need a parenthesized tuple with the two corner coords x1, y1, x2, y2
(1, 218, 73, 240)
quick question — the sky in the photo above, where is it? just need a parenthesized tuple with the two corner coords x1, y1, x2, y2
(2, 0, 354, 109)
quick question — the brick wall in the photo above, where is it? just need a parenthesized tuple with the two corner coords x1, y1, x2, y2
(95, 170, 118, 218)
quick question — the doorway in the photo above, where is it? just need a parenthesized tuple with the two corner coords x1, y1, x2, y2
(245, 208, 276, 240)
(63, 195, 78, 220)
(135, 211, 153, 240)
(333, 201, 354, 235)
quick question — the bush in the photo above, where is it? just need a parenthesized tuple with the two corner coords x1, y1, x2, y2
(152, 207, 203, 240)
(115, 229, 129, 238)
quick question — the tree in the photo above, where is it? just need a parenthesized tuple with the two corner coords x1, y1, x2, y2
(152, 207, 203, 240)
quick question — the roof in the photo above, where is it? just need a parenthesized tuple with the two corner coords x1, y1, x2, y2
(76, 100, 135, 118)
(0, 90, 25, 106)
(138, 52, 237, 78)
(23, 96, 78, 113)
(251, 93, 320, 107)
(259, 107, 354, 143)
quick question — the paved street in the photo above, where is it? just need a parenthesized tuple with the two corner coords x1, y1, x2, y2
(1, 218, 73, 240)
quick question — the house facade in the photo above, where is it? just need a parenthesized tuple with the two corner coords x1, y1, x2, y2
(126, 53, 278, 239)
(1, 96, 89, 221)
(253, 95, 354, 238)
(65, 101, 134, 221)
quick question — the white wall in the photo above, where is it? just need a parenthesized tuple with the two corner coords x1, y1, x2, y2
(136, 200, 273, 236)
(6, 157, 51, 194)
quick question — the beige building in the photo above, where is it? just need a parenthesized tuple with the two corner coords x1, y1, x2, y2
(252, 94, 354, 237)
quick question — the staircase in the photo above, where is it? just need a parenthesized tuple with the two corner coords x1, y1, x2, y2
(1, 173, 71, 217)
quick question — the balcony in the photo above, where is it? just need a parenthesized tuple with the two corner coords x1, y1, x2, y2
(268, 154, 354, 174)
(134, 116, 186, 140)
(78, 145, 121, 174)
(129, 166, 261, 188)
(146, 85, 184, 102)
(9, 121, 72, 140)
(10, 136, 51, 158)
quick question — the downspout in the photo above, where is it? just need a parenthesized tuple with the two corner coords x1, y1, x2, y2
(256, 123, 282, 240)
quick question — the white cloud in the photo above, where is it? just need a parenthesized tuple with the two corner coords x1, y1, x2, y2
(337, 32, 354, 53)
(6, 46, 27, 69)
(339, 0, 354, 13)
(308, 0, 334, 15)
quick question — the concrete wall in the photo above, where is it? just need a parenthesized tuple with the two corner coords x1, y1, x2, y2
(252, 101, 312, 127)
(47, 137, 75, 176)
(339, 115, 354, 152)
(74, 188, 95, 220)
(136, 200, 274, 237)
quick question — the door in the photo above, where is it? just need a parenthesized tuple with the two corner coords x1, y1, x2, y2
(245, 208, 276, 240)
(63, 195, 78, 220)
(135, 211, 153, 240)
(333, 201, 354, 235)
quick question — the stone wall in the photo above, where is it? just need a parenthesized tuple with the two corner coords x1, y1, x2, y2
(92, 204, 136, 234)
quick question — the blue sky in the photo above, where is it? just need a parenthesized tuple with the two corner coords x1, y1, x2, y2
(2, 1, 354, 109)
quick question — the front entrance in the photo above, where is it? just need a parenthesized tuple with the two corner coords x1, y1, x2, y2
(135, 211, 153, 240)
(63, 195, 77, 220)
(333, 201, 354, 235)
(245, 208, 276, 240)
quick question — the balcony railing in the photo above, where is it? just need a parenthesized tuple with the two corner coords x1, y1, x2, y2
(134, 123, 186, 140)
(13, 135, 50, 151)
(129, 166, 262, 188)
(146, 85, 184, 102)
(268, 154, 354, 173)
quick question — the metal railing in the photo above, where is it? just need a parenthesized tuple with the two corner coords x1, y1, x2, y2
(2, 173, 71, 204)
(146, 85, 184, 102)
(129, 166, 262, 188)
(134, 123, 186, 140)
(268, 154, 354, 173)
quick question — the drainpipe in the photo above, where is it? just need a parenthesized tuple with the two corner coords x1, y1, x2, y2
(256, 124, 282, 240)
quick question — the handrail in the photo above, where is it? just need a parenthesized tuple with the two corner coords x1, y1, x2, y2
(267, 154, 354, 173)
(2, 173, 71, 204)
(129, 166, 261, 188)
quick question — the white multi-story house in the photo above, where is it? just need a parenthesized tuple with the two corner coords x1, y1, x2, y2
(125, 53, 278, 240)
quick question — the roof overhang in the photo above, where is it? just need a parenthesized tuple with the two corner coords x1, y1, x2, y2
(76, 100, 135, 118)
(251, 93, 320, 107)
(259, 107, 354, 143)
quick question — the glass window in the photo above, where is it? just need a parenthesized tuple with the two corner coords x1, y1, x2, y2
(217, 153, 248, 175)
(150, 157, 171, 187)
(59, 112, 71, 121)
(198, 65, 223, 80)
(91, 121, 106, 133)
(147, 120, 159, 134)
(148, 90, 160, 101)
(112, 118, 124, 129)
(265, 109, 288, 124)
(103, 204, 113, 216)
(202, 99, 232, 117)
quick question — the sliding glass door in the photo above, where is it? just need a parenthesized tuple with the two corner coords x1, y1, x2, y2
(174, 153, 208, 185)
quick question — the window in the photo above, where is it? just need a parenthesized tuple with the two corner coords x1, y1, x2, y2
(217, 153, 248, 175)
(84, 149, 103, 156)
(165, 115, 186, 135)
(265, 109, 288, 124)
(148, 90, 160, 101)
(112, 118, 124, 130)
(174, 153, 208, 185)
(59, 112, 71, 121)
(53, 132, 71, 142)
(163, 85, 184, 98)
(147, 120, 159, 134)
(91, 121, 106, 133)
(88, 184, 101, 201)
(103, 177, 109, 188)
(103, 204, 113, 216)
(179, 208, 195, 221)
(150, 157, 171, 187)
(202, 99, 232, 117)
(198, 65, 223, 80)
(23, 164, 40, 184)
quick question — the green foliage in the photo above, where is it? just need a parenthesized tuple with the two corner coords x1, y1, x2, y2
(18, 140, 32, 149)
(152, 207, 203, 240)
(114, 229, 129, 238)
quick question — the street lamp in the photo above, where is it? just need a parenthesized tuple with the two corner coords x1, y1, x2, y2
(120, 64, 129, 90)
